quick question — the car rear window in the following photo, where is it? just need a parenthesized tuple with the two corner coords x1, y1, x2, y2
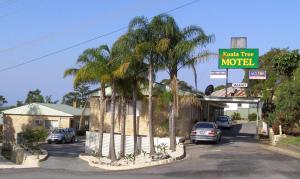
(195, 123, 214, 128)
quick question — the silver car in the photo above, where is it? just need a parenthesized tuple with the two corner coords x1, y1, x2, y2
(190, 122, 222, 144)
(47, 128, 76, 144)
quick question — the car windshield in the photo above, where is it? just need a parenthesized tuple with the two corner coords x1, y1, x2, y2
(195, 123, 214, 129)
(52, 129, 64, 134)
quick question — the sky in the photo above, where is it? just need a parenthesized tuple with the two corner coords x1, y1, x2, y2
(0, 0, 300, 106)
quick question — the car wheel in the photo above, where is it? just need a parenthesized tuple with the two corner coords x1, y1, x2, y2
(47, 141, 51, 144)
(191, 140, 196, 144)
(61, 138, 66, 144)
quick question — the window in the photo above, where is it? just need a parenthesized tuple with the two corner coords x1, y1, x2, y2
(45, 120, 58, 129)
(195, 123, 214, 129)
(35, 119, 43, 126)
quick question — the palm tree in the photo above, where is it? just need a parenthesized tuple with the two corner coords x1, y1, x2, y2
(113, 32, 148, 156)
(115, 79, 131, 158)
(152, 14, 214, 151)
(64, 45, 111, 158)
(127, 16, 166, 155)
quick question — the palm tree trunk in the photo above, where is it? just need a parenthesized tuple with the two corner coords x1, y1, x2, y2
(119, 96, 127, 158)
(170, 72, 177, 151)
(79, 101, 88, 131)
(132, 82, 138, 156)
(148, 63, 156, 155)
(109, 82, 117, 162)
(98, 86, 106, 158)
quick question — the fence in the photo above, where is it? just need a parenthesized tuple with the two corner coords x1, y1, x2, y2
(85, 131, 181, 156)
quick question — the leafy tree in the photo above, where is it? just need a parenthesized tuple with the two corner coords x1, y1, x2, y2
(25, 89, 44, 104)
(272, 49, 300, 77)
(62, 84, 90, 107)
(16, 101, 24, 107)
(44, 95, 59, 104)
(273, 65, 300, 132)
(244, 48, 300, 102)
(0, 95, 7, 106)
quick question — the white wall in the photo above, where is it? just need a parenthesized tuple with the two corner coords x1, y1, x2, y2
(224, 103, 250, 111)
(85, 132, 181, 156)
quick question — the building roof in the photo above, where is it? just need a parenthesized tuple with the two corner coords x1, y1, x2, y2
(211, 87, 246, 97)
(2, 103, 90, 117)
(87, 82, 205, 98)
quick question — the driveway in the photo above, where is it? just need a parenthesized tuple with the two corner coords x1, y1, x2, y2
(2, 122, 300, 179)
(39, 139, 101, 172)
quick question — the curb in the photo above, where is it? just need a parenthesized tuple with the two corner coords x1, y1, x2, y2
(38, 149, 49, 162)
(260, 143, 300, 160)
(79, 144, 186, 171)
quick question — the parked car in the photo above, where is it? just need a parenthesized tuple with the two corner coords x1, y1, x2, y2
(190, 122, 222, 144)
(216, 115, 232, 128)
(46, 128, 76, 144)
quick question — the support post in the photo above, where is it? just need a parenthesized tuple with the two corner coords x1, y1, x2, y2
(225, 68, 228, 98)
(255, 102, 260, 140)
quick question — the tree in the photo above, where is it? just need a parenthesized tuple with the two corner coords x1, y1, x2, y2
(153, 14, 214, 151)
(16, 101, 24, 107)
(44, 95, 59, 104)
(25, 89, 44, 104)
(0, 95, 7, 106)
(127, 16, 166, 155)
(272, 49, 300, 77)
(62, 84, 90, 107)
(113, 32, 148, 156)
(244, 48, 300, 102)
(64, 45, 113, 159)
(273, 65, 300, 132)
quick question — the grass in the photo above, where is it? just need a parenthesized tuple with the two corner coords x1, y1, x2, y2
(280, 136, 300, 147)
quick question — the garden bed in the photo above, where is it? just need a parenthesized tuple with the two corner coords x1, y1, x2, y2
(79, 143, 185, 170)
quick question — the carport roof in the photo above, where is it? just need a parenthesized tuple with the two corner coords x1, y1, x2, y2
(2, 103, 90, 117)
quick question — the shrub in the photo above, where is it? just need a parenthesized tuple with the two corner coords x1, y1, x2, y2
(248, 113, 258, 121)
(22, 127, 48, 148)
(231, 112, 242, 120)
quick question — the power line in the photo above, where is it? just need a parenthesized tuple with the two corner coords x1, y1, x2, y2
(0, 0, 201, 73)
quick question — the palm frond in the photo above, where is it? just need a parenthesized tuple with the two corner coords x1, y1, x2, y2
(63, 68, 79, 78)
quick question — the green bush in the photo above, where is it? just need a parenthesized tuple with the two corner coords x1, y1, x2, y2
(231, 112, 242, 120)
(248, 113, 258, 121)
(22, 127, 48, 148)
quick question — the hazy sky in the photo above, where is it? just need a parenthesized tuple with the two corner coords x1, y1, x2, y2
(0, 0, 299, 105)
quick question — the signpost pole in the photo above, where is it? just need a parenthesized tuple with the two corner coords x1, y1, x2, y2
(225, 68, 228, 98)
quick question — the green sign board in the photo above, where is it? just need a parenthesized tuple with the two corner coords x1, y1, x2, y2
(219, 48, 259, 69)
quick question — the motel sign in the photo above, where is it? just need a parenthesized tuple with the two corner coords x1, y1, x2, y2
(219, 49, 259, 69)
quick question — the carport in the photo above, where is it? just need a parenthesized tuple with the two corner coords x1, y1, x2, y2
(201, 96, 262, 138)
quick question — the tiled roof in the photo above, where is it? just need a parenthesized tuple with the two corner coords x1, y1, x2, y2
(2, 103, 90, 117)
(211, 87, 246, 97)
